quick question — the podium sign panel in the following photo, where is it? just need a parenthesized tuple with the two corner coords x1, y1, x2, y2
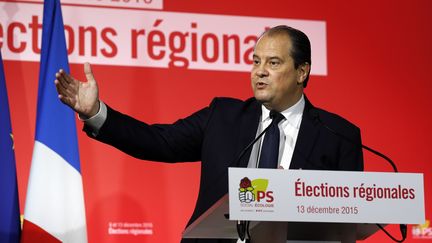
(229, 168, 424, 224)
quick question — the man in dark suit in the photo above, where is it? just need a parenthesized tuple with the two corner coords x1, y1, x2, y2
(55, 25, 363, 242)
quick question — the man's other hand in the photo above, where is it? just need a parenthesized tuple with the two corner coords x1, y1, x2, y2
(55, 62, 100, 118)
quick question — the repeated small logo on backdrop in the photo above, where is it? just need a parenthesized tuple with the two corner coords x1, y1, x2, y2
(412, 219, 432, 239)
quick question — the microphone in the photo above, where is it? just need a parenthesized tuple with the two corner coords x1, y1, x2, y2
(308, 109, 398, 172)
(230, 111, 278, 241)
(309, 108, 407, 242)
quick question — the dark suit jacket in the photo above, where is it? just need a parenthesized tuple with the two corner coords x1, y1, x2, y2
(84, 96, 363, 240)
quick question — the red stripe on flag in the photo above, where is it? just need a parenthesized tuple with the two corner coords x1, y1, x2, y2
(21, 219, 61, 243)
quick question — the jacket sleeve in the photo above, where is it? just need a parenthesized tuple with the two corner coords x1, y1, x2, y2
(83, 101, 215, 162)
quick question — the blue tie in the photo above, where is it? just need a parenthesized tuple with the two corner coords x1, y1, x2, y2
(259, 111, 285, 168)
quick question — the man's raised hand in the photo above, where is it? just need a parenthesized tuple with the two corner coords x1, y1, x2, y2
(55, 62, 100, 118)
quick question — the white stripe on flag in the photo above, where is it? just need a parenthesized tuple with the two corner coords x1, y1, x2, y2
(24, 141, 87, 242)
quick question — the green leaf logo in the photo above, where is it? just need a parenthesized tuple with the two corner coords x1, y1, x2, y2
(251, 179, 268, 199)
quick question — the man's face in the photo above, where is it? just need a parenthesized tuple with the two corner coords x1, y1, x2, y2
(251, 34, 307, 111)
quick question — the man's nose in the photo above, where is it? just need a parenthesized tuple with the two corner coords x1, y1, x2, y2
(255, 65, 269, 78)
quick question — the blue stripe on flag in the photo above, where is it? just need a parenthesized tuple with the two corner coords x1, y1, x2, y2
(35, 0, 81, 172)
(0, 51, 21, 242)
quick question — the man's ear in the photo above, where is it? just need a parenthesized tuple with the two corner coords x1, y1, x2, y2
(297, 62, 311, 85)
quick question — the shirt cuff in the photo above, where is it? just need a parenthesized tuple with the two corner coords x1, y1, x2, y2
(78, 100, 107, 134)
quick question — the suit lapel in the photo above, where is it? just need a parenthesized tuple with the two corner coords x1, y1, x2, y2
(290, 96, 321, 169)
(235, 99, 261, 168)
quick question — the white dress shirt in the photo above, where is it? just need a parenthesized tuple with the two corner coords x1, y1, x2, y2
(247, 95, 305, 169)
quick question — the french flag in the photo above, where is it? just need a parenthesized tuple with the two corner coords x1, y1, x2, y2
(21, 1, 87, 242)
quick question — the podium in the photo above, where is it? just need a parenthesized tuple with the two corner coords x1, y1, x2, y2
(183, 168, 425, 243)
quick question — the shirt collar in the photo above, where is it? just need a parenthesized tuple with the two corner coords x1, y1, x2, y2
(261, 94, 305, 128)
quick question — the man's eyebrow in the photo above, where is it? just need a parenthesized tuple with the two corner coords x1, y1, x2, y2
(253, 55, 282, 60)
(268, 56, 282, 60)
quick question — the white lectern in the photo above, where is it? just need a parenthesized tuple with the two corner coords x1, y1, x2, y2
(183, 168, 424, 243)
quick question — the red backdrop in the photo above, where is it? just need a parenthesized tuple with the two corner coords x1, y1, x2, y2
(1, 0, 431, 242)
